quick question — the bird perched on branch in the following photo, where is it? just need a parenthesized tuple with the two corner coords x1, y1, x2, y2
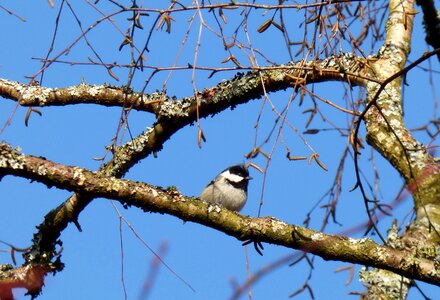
(200, 164, 252, 212)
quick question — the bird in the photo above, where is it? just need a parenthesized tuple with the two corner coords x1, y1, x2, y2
(200, 164, 252, 211)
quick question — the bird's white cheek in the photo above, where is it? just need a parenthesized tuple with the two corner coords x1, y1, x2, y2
(221, 171, 244, 183)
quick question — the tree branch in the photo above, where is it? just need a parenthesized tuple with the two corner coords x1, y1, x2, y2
(355, 0, 440, 297)
(0, 142, 439, 287)
(0, 55, 373, 115)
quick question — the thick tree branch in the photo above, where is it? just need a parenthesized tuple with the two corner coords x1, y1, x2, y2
(0, 79, 160, 114)
(0, 142, 439, 287)
(363, 0, 440, 229)
(357, 0, 440, 297)
(0, 55, 373, 115)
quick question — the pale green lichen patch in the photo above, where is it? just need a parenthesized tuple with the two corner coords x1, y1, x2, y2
(109, 178, 128, 193)
(416, 243, 439, 260)
(36, 164, 48, 176)
(67, 83, 103, 97)
(347, 237, 371, 245)
(103, 127, 152, 177)
(406, 144, 430, 170)
(385, 222, 403, 249)
(310, 232, 325, 241)
(158, 98, 192, 118)
(388, 118, 401, 128)
(359, 267, 411, 299)
(416, 204, 440, 233)
(125, 127, 152, 152)
(400, 252, 421, 270)
(376, 44, 405, 67)
(375, 131, 388, 144)
(149, 188, 159, 198)
(72, 168, 86, 185)
(209, 72, 261, 104)
(18, 85, 52, 105)
(267, 217, 288, 232)
(0, 143, 26, 170)
(434, 247, 440, 267)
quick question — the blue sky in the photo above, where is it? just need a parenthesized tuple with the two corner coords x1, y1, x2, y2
(0, 2, 438, 299)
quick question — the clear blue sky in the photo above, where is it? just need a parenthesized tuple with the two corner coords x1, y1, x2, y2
(0, 2, 438, 299)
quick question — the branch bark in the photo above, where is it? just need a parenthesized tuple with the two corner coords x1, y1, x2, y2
(357, 0, 440, 297)
(0, 141, 439, 287)
(0, 55, 371, 115)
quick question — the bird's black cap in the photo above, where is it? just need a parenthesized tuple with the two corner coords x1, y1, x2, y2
(225, 164, 250, 178)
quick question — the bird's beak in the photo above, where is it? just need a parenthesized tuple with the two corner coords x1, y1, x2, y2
(247, 176, 253, 180)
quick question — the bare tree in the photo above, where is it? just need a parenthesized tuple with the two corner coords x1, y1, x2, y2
(0, 1, 439, 299)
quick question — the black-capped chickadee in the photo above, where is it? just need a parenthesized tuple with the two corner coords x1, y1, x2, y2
(200, 164, 252, 211)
